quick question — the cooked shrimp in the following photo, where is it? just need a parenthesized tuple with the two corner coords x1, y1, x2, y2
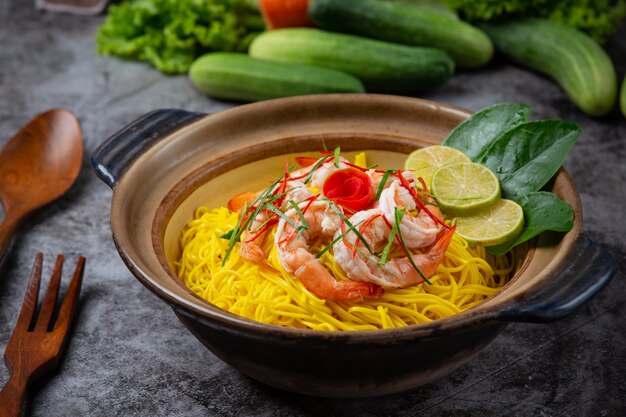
(377, 180, 442, 249)
(290, 156, 350, 189)
(333, 209, 456, 288)
(274, 201, 382, 300)
(235, 180, 313, 268)
(367, 169, 413, 194)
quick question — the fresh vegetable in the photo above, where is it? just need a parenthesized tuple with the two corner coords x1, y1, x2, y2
(188, 52, 365, 102)
(443, 103, 579, 253)
(322, 168, 374, 212)
(249, 28, 454, 93)
(259, 0, 314, 29)
(96, 0, 264, 74)
(442, 103, 530, 160)
(382, 0, 458, 18)
(621, 76, 626, 118)
(308, 0, 493, 69)
(479, 120, 580, 200)
(449, 0, 626, 43)
(482, 19, 618, 116)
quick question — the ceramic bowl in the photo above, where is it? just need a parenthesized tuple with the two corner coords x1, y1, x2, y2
(92, 94, 614, 397)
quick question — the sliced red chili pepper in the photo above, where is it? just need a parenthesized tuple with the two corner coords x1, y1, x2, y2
(396, 170, 451, 229)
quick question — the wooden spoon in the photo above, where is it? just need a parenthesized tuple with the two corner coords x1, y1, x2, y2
(0, 109, 83, 264)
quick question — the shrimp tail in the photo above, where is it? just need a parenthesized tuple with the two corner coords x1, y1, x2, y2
(240, 240, 277, 272)
(409, 224, 457, 282)
(295, 261, 383, 301)
(429, 224, 456, 257)
(228, 191, 259, 213)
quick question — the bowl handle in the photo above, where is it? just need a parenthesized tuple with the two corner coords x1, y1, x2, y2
(91, 109, 205, 188)
(497, 233, 615, 323)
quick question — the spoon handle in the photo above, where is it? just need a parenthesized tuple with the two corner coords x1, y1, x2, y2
(0, 214, 17, 266)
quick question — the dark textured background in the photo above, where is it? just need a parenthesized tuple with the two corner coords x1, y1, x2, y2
(0, 2, 625, 416)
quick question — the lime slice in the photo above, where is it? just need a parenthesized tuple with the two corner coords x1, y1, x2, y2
(431, 162, 500, 216)
(404, 145, 471, 189)
(454, 199, 524, 246)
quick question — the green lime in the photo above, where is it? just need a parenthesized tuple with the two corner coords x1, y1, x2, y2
(404, 145, 471, 189)
(454, 199, 524, 246)
(431, 162, 500, 216)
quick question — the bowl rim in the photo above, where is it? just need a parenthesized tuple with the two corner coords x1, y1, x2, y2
(109, 94, 583, 341)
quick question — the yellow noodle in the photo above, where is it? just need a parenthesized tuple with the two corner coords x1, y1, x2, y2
(177, 206, 525, 331)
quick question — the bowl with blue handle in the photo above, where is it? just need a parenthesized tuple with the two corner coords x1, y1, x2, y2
(91, 94, 614, 397)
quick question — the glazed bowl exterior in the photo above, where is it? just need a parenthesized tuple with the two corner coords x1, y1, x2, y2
(92, 94, 614, 397)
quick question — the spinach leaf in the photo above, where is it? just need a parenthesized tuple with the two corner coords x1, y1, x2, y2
(487, 192, 574, 256)
(479, 120, 580, 200)
(443, 102, 530, 160)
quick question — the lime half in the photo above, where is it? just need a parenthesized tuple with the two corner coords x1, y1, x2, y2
(432, 162, 500, 216)
(404, 145, 471, 189)
(454, 199, 524, 246)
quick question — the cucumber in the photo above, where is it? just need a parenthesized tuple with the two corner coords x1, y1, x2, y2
(308, 0, 493, 69)
(482, 19, 617, 117)
(249, 28, 454, 93)
(188, 53, 365, 102)
(621, 76, 626, 118)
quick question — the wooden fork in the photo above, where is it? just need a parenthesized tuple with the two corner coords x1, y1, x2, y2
(0, 253, 85, 417)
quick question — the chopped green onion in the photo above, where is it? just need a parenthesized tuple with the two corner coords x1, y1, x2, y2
(378, 216, 398, 265)
(394, 207, 432, 285)
(374, 170, 395, 201)
(334, 146, 341, 168)
(221, 175, 283, 265)
(315, 219, 365, 258)
(323, 197, 374, 255)
(266, 204, 299, 230)
(289, 199, 309, 238)
(304, 154, 333, 184)
(222, 201, 248, 265)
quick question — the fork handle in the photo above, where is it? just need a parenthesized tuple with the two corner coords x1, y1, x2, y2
(0, 371, 28, 417)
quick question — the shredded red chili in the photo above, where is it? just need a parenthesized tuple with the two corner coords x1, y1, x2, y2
(323, 168, 374, 213)
(396, 170, 451, 229)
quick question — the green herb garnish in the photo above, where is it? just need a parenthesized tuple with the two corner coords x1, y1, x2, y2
(315, 220, 365, 259)
(374, 170, 395, 201)
(304, 154, 334, 184)
(323, 197, 374, 255)
(394, 207, 432, 285)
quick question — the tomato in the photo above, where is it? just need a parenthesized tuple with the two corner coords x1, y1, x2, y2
(322, 168, 373, 212)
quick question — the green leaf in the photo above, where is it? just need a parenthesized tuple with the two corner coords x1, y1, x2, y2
(479, 120, 580, 200)
(96, 0, 263, 74)
(443, 103, 531, 160)
(487, 191, 574, 255)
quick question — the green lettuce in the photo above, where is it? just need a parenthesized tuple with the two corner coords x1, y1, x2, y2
(96, 0, 265, 74)
(448, 0, 626, 43)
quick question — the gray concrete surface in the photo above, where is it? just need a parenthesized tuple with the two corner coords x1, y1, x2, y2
(1, 1, 625, 416)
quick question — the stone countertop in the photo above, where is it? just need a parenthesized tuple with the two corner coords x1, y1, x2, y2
(1, 2, 625, 416)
